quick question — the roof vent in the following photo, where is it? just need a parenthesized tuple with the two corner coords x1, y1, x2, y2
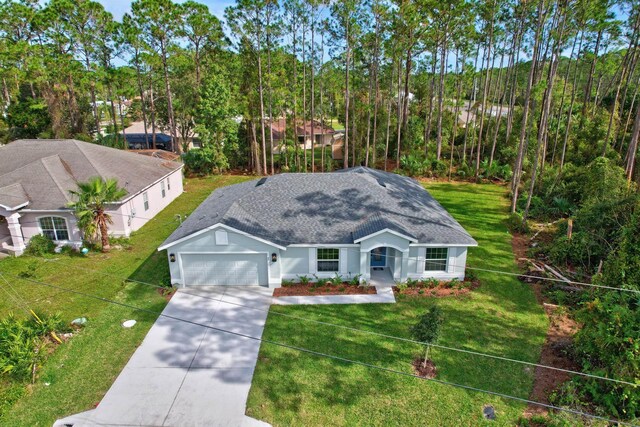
(256, 177, 268, 187)
(377, 179, 387, 188)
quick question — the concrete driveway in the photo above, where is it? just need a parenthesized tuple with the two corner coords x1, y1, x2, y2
(75, 287, 274, 426)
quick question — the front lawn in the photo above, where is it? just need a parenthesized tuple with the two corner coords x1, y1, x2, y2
(0, 175, 252, 426)
(246, 182, 548, 426)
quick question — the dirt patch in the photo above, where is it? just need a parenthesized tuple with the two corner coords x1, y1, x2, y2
(274, 283, 376, 297)
(412, 358, 437, 378)
(157, 287, 176, 301)
(511, 232, 530, 268)
(524, 305, 580, 418)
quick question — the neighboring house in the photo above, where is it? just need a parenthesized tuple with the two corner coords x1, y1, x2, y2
(0, 139, 184, 256)
(267, 118, 336, 153)
(122, 121, 201, 151)
(159, 167, 477, 287)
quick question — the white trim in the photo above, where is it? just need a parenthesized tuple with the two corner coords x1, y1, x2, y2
(363, 242, 409, 253)
(36, 215, 72, 243)
(158, 223, 287, 251)
(288, 243, 360, 248)
(410, 243, 478, 247)
(21, 209, 74, 213)
(353, 228, 418, 244)
(0, 201, 29, 211)
(178, 251, 270, 287)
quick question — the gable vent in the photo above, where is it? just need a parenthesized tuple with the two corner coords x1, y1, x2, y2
(256, 177, 267, 187)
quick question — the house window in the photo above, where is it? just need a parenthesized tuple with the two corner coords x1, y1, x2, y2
(167, 177, 171, 191)
(317, 248, 339, 272)
(161, 181, 166, 198)
(425, 248, 448, 271)
(143, 192, 149, 211)
(38, 217, 69, 241)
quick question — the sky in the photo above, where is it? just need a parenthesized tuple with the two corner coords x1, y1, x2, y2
(97, 0, 235, 22)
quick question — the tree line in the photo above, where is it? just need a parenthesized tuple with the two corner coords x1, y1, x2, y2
(1, 0, 639, 190)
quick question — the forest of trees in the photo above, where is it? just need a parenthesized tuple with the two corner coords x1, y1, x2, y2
(1, 0, 640, 421)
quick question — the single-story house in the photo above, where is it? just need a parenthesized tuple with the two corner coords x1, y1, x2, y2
(159, 167, 477, 287)
(0, 139, 184, 256)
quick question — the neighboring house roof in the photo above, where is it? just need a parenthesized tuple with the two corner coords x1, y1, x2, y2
(161, 167, 477, 249)
(267, 118, 336, 141)
(0, 139, 183, 210)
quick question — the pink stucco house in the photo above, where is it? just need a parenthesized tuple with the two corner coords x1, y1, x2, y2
(0, 139, 183, 256)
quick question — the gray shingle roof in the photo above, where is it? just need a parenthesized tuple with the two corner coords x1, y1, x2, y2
(161, 167, 477, 248)
(0, 139, 182, 210)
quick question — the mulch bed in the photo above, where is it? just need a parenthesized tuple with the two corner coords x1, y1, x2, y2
(273, 283, 377, 297)
(412, 358, 437, 378)
(393, 279, 479, 298)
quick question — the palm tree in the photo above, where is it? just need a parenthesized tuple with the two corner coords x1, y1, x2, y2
(68, 177, 128, 252)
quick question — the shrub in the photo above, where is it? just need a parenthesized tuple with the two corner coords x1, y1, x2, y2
(297, 275, 311, 285)
(464, 270, 478, 282)
(349, 274, 362, 286)
(448, 278, 462, 289)
(396, 282, 408, 292)
(0, 312, 66, 383)
(424, 278, 439, 289)
(281, 279, 294, 287)
(330, 274, 343, 286)
(505, 212, 530, 234)
(24, 234, 56, 256)
(406, 278, 419, 288)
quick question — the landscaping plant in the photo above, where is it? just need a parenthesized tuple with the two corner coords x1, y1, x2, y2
(410, 306, 444, 369)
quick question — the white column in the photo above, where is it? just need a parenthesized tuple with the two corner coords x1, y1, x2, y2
(400, 250, 410, 282)
(360, 250, 369, 281)
(6, 213, 26, 256)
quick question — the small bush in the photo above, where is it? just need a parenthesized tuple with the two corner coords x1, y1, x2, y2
(424, 278, 439, 289)
(406, 278, 419, 288)
(349, 274, 362, 286)
(330, 274, 343, 286)
(465, 270, 479, 282)
(24, 234, 56, 256)
(396, 282, 408, 292)
(448, 278, 462, 289)
(0, 312, 66, 383)
(281, 279, 294, 287)
(297, 275, 310, 285)
(505, 212, 530, 234)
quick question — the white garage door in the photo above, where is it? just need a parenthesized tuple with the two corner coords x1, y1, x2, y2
(182, 254, 268, 286)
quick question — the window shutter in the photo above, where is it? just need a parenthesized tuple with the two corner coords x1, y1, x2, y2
(339, 248, 348, 274)
(309, 248, 317, 274)
(417, 247, 426, 273)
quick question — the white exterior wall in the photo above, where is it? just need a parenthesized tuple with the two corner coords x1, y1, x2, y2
(115, 168, 184, 236)
(18, 211, 83, 244)
(165, 225, 472, 287)
(166, 227, 281, 287)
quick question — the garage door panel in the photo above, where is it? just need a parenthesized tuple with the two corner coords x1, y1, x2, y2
(182, 254, 267, 286)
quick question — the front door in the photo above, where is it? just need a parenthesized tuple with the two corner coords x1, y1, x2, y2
(370, 247, 386, 267)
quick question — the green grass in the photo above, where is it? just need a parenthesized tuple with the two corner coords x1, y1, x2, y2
(246, 182, 548, 426)
(0, 175, 252, 426)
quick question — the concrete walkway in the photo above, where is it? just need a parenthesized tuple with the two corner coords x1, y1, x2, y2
(58, 287, 274, 427)
(273, 286, 396, 305)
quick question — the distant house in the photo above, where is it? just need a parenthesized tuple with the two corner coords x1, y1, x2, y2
(266, 118, 336, 153)
(122, 121, 201, 151)
(0, 139, 183, 256)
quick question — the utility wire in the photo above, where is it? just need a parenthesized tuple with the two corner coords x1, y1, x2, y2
(3, 271, 635, 427)
(0, 273, 32, 315)
(34, 259, 639, 387)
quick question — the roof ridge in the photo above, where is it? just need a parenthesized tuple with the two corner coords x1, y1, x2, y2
(72, 140, 107, 179)
(40, 155, 74, 203)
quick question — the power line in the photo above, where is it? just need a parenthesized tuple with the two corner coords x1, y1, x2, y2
(3, 271, 634, 427)
(0, 273, 32, 315)
(33, 259, 638, 387)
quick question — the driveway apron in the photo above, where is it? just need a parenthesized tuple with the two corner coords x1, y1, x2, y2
(87, 286, 273, 427)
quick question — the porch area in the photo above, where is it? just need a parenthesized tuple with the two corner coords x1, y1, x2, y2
(0, 211, 26, 256)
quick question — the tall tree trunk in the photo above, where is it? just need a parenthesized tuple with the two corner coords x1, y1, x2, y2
(626, 104, 640, 183)
(343, 19, 350, 169)
(560, 30, 585, 171)
(436, 31, 448, 160)
(511, 0, 546, 214)
(395, 57, 404, 170)
(310, 10, 316, 173)
(134, 52, 150, 149)
(384, 62, 394, 171)
(160, 41, 178, 154)
(256, 24, 268, 175)
(450, 48, 462, 180)
(425, 49, 437, 153)
(475, 13, 495, 180)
